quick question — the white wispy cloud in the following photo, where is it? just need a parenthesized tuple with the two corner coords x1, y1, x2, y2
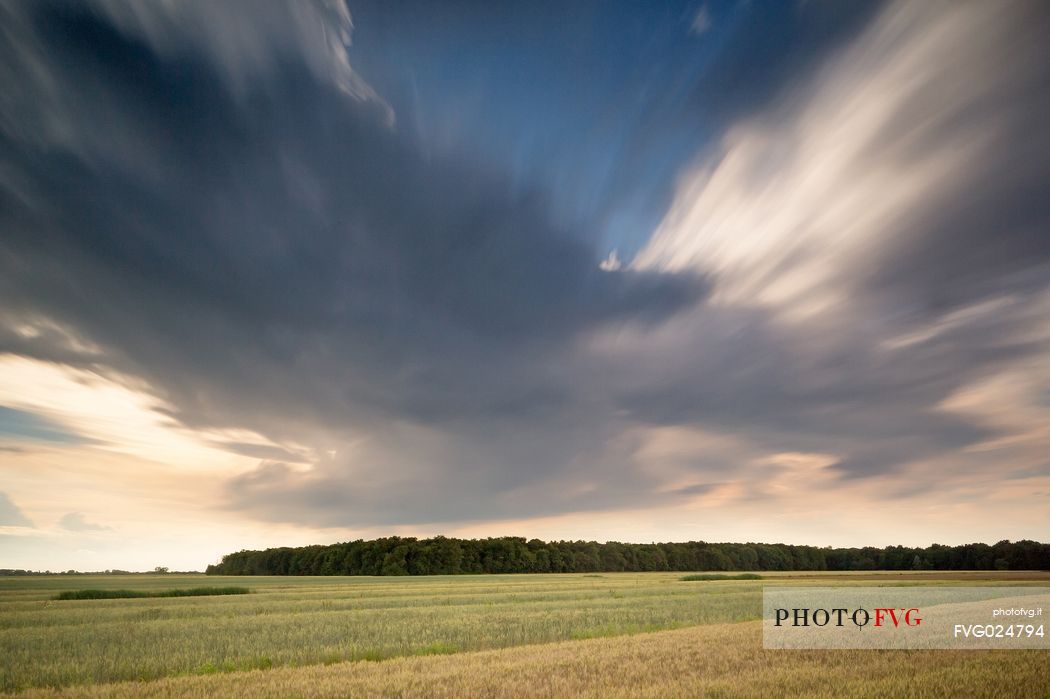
(638, 1, 1030, 320)
(691, 5, 712, 35)
(599, 249, 623, 271)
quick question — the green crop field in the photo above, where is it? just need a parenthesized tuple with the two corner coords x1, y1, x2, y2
(2, 571, 1048, 697)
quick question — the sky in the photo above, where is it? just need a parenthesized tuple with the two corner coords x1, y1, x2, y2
(1, 0, 1048, 571)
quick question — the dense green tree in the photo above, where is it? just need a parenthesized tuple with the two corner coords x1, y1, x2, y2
(205, 538, 1050, 576)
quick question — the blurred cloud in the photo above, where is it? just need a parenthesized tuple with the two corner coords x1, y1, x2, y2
(690, 6, 712, 35)
(639, 1, 1049, 317)
(0, 0, 1046, 564)
(634, 0, 1050, 479)
(599, 250, 623, 272)
(0, 0, 703, 531)
(59, 512, 108, 532)
(0, 492, 33, 527)
(0, 406, 84, 445)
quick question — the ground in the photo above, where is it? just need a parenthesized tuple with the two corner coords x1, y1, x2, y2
(2, 571, 1048, 697)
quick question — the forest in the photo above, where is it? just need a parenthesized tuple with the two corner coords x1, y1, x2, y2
(205, 537, 1050, 576)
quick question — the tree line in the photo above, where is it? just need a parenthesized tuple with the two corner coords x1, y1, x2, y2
(205, 537, 1049, 576)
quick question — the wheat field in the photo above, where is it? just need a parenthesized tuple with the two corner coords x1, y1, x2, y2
(3, 572, 1047, 697)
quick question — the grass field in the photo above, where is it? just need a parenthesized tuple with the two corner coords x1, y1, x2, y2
(52, 588, 250, 601)
(2, 571, 1048, 697)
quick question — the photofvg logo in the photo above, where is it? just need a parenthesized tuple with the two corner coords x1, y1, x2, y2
(763, 586, 1049, 649)
(774, 606, 922, 628)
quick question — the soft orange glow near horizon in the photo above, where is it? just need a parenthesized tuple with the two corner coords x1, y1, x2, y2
(1, 356, 1046, 571)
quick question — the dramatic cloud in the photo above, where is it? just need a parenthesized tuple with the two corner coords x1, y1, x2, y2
(0, 1, 702, 527)
(634, 0, 1050, 479)
(0, 0, 1047, 563)
(639, 1, 1050, 315)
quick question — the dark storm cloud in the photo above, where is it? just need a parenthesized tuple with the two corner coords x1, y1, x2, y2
(0, 1, 705, 525)
(1, 0, 1047, 529)
(0, 2, 703, 433)
(590, 300, 1014, 481)
(226, 449, 668, 528)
